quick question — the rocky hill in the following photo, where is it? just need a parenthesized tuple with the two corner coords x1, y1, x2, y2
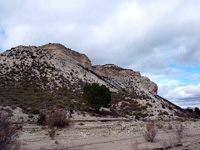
(0, 43, 184, 119)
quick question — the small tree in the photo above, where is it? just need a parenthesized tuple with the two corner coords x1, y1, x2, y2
(83, 83, 111, 111)
(194, 107, 200, 115)
(186, 108, 193, 113)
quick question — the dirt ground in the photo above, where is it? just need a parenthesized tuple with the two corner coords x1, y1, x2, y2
(18, 117, 200, 150)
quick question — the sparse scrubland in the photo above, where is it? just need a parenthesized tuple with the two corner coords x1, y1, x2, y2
(1, 104, 200, 150)
(0, 44, 200, 149)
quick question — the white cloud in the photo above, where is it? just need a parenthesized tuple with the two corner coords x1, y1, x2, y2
(143, 73, 180, 87)
(144, 73, 200, 108)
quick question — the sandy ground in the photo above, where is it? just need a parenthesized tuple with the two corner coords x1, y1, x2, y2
(17, 117, 200, 150)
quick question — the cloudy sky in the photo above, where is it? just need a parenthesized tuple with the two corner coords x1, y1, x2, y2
(0, 0, 200, 108)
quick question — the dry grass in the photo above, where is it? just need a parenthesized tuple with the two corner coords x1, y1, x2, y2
(156, 123, 163, 129)
(161, 140, 170, 150)
(143, 123, 157, 142)
(40, 146, 84, 150)
(169, 137, 180, 148)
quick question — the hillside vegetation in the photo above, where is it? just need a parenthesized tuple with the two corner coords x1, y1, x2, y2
(0, 43, 193, 119)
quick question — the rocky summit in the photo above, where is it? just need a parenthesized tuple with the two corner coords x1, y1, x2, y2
(0, 43, 185, 119)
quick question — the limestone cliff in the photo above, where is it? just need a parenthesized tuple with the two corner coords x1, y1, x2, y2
(93, 64, 158, 95)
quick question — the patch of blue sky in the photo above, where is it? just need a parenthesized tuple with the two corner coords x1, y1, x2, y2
(0, 30, 6, 52)
(0, 30, 5, 36)
(168, 64, 200, 73)
(178, 77, 195, 84)
(168, 63, 200, 84)
(0, 30, 6, 39)
(168, 64, 176, 68)
(180, 65, 200, 74)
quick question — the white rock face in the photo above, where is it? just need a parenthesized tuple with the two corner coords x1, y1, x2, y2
(93, 64, 158, 95)
(0, 43, 157, 94)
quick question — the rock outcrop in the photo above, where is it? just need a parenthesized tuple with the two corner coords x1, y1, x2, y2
(41, 43, 92, 70)
(93, 64, 158, 95)
(0, 43, 183, 119)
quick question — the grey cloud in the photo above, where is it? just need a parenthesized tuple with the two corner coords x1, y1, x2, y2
(172, 97, 200, 108)
(1, 0, 200, 70)
(1, 0, 200, 106)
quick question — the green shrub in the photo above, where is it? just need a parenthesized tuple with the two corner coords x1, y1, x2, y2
(83, 83, 111, 111)
(18, 103, 27, 111)
(186, 108, 193, 113)
(31, 108, 40, 114)
(194, 107, 200, 115)
(135, 115, 140, 120)
(48, 128, 56, 140)
(158, 111, 169, 116)
(37, 113, 46, 125)
(136, 112, 148, 118)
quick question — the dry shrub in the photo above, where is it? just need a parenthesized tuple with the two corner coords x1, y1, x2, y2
(143, 123, 157, 142)
(79, 123, 84, 126)
(161, 137, 179, 150)
(175, 123, 184, 142)
(168, 124, 173, 130)
(161, 140, 170, 150)
(169, 137, 179, 148)
(0, 111, 17, 150)
(47, 109, 70, 128)
(130, 140, 138, 150)
(156, 123, 163, 129)
(13, 140, 22, 150)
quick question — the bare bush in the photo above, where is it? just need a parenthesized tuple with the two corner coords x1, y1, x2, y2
(0, 111, 17, 150)
(47, 109, 70, 128)
(156, 123, 163, 129)
(143, 123, 157, 142)
(168, 124, 173, 130)
(175, 123, 184, 142)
